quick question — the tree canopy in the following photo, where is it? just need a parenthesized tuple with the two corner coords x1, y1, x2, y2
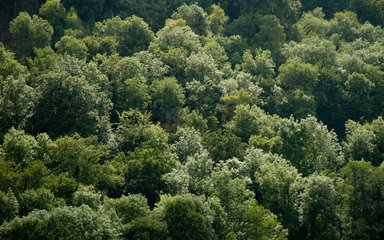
(0, 1, 383, 239)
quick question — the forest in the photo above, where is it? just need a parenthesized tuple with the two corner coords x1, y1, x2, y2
(0, 0, 383, 239)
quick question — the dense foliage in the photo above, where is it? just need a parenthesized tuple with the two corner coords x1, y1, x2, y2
(0, 0, 384, 239)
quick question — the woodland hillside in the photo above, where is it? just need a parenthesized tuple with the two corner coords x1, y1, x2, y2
(0, 0, 383, 239)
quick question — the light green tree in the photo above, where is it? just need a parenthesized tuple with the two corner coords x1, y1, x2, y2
(0, 205, 120, 239)
(18, 188, 57, 216)
(115, 109, 170, 153)
(278, 116, 344, 176)
(0, 190, 19, 225)
(0, 76, 37, 138)
(282, 37, 337, 67)
(72, 185, 103, 209)
(55, 35, 88, 59)
(0, 43, 26, 80)
(207, 4, 229, 35)
(2, 128, 38, 167)
(172, 127, 204, 163)
(242, 200, 288, 240)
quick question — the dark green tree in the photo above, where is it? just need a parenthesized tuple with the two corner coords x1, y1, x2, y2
(96, 15, 154, 56)
(299, 174, 339, 240)
(156, 194, 217, 240)
(338, 161, 384, 239)
(47, 135, 109, 184)
(202, 131, 246, 162)
(124, 148, 177, 207)
(123, 214, 169, 240)
(9, 12, 53, 58)
(171, 3, 209, 35)
(150, 77, 185, 132)
(104, 194, 149, 224)
(29, 71, 112, 142)
(18, 188, 57, 216)
(38, 0, 66, 41)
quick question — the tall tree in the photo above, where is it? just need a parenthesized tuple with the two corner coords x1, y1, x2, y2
(38, 0, 66, 41)
(338, 161, 384, 239)
(150, 77, 185, 131)
(172, 3, 209, 35)
(299, 174, 339, 240)
(9, 12, 53, 58)
(0, 76, 37, 138)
